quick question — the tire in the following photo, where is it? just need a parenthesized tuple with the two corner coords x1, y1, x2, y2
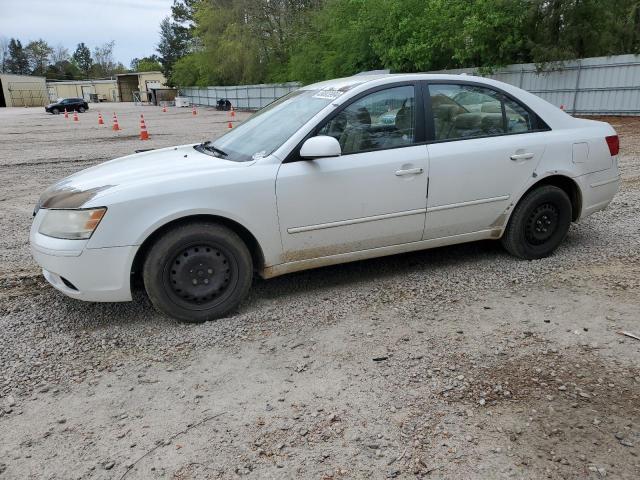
(501, 185, 572, 260)
(143, 222, 253, 322)
(78, 106, 86, 113)
(52, 108, 59, 115)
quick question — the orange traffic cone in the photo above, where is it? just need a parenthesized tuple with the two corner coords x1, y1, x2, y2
(192, 104, 197, 116)
(227, 121, 233, 129)
(98, 112, 104, 125)
(73, 111, 79, 122)
(162, 103, 167, 113)
(63, 108, 68, 119)
(112, 113, 120, 131)
(230, 108, 235, 118)
(560, 104, 565, 110)
(139, 114, 149, 140)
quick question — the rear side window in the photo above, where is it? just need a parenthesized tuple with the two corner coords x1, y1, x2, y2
(504, 97, 533, 133)
(428, 83, 535, 141)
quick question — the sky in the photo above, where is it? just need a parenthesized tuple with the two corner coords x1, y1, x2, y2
(0, 0, 174, 67)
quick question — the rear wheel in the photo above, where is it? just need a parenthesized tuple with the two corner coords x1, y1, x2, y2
(143, 222, 253, 322)
(501, 185, 572, 259)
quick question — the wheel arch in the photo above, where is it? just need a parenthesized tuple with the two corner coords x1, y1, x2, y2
(130, 214, 265, 289)
(517, 174, 583, 223)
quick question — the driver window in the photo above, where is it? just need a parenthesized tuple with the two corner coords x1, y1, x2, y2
(318, 86, 416, 155)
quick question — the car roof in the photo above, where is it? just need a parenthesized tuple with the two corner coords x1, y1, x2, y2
(302, 73, 497, 91)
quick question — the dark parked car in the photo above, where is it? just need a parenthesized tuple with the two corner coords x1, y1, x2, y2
(45, 98, 89, 114)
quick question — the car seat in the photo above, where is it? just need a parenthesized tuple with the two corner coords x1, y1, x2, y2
(339, 107, 372, 154)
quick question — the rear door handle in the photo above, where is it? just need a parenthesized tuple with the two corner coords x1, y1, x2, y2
(510, 152, 535, 161)
(395, 167, 424, 176)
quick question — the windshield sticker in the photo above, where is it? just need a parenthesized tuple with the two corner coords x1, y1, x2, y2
(312, 89, 343, 100)
(252, 150, 268, 160)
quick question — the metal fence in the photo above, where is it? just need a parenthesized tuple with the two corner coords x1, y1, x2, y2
(180, 82, 301, 110)
(429, 54, 640, 115)
(180, 54, 640, 115)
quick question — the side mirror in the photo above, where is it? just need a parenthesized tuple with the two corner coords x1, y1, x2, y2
(300, 136, 341, 159)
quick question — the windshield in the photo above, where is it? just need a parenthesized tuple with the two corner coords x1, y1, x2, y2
(202, 89, 337, 162)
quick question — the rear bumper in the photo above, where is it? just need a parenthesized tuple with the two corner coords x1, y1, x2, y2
(575, 167, 621, 219)
(31, 240, 136, 302)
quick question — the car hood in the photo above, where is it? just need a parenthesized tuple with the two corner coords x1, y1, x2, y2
(37, 144, 253, 209)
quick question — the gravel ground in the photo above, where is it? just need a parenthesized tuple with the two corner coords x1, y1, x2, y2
(0, 107, 639, 479)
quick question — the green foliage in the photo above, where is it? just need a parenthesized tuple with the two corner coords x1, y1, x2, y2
(45, 60, 81, 80)
(71, 43, 93, 78)
(166, 0, 640, 86)
(131, 55, 163, 72)
(6, 38, 30, 74)
(25, 39, 53, 76)
(157, 16, 191, 85)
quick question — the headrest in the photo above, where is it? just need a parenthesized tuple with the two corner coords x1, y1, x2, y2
(347, 107, 371, 127)
(481, 102, 502, 113)
(434, 104, 464, 121)
(454, 113, 482, 129)
(481, 113, 503, 132)
(395, 106, 413, 131)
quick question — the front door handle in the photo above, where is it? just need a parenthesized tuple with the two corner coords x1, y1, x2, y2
(395, 167, 424, 176)
(510, 152, 535, 161)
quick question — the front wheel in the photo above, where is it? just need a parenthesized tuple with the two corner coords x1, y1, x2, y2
(51, 108, 59, 115)
(501, 185, 572, 260)
(78, 106, 86, 113)
(143, 222, 253, 322)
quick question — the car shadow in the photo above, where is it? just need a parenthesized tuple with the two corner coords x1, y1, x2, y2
(244, 239, 508, 305)
(38, 239, 508, 331)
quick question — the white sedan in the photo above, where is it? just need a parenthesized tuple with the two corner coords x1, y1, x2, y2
(30, 74, 621, 322)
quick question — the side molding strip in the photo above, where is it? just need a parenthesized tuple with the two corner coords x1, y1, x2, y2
(427, 195, 510, 213)
(589, 176, 620, 188)
(287, 208, 427, 234)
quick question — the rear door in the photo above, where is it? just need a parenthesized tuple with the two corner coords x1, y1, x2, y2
(424, 82, 548, 239)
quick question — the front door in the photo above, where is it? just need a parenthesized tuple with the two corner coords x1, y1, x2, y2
(276, 85, 429, 262)
(424, 83, 546, 239)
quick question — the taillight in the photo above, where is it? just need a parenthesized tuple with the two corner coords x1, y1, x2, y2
(605, 135, 619, 156)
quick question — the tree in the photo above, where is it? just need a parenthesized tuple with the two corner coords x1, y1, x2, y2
(112, 62, 129, 75)
(25, 39, 53, 76)
(0, 36, 9, 73)
(130, 55, 162, 72)
(157, 16, 190, 83)
(5, 38, 30, 74)
(46, 60, 81, 80)
(72, 43, 92, 78)
(50, 44, 70, 65)
(162, 0, 640, 86)
(92, 41, 116, 77)
(171, 0, 198, 27)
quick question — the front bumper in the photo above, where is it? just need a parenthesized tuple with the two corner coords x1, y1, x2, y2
(30, 214, 136, 302)
(31, 243, 136, 302)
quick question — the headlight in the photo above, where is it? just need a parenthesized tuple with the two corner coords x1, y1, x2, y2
(38, 208, 107, 240)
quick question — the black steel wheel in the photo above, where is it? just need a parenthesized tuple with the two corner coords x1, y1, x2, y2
(78, 106, 86, 113)
(143, 222, 253, 322)
(52, 108, 59, 115)
(501, 185, 572, 259)
(524, 203, 559, 246)
(165, 244, 236, 310)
